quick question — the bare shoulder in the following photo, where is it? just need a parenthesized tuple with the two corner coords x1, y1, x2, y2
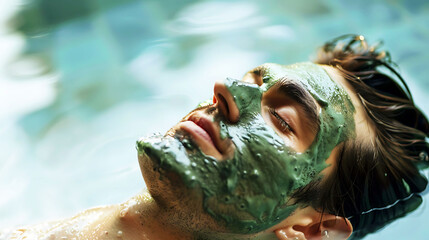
(0, 205, 119, 240)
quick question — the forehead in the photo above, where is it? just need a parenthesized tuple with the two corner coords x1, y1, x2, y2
(255, 62, 352, 110)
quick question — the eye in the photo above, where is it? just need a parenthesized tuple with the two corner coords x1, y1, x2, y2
(269, 108, 294, 133)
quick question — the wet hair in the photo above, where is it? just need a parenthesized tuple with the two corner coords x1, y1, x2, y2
(291, 34, 429, 239)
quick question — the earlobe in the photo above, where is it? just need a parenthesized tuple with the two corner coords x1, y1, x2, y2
(319, 215, 353, 239)
(273, 207, 353, 240)
(275, 227, 305, 240)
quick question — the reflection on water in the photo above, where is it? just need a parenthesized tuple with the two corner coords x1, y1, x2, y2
(0, 0, 428, 239)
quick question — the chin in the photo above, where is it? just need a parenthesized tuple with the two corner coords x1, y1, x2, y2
(139, 153, 169, 201)
(139, 153, 225, 232)
(138, 152, 187, 206)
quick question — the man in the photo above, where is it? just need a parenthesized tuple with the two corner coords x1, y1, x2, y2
(4, 35, 428, 240)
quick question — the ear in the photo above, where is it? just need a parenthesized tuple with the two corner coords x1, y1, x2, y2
(273, 207, 352, 240)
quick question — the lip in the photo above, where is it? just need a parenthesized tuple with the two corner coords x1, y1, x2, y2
(178, 114, 230, 160)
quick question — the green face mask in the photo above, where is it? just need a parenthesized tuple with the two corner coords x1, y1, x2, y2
(137, 62, 356, 233)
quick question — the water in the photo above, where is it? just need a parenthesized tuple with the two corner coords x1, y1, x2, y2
(0, 0, 428, 239)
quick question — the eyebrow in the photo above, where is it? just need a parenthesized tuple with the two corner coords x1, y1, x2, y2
(248, 67, 267, 84)
(249, 67, 266, 77)
(273, 78, 320, 135)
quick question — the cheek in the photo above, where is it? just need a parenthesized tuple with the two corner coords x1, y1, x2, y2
(229, 119, 297, 196)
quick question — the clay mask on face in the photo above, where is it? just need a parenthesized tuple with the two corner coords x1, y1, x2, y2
(137, 62, 355, 233)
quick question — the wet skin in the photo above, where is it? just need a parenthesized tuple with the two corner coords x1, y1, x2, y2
(137, 62, 356, 234)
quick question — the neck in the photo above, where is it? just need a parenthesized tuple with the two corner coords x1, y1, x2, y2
(109, 191, 194, 240)
(120, 192, 277, 240)
(23, 190, 193, 240)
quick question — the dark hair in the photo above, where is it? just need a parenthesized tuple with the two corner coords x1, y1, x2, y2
(292, 34, 429, 239)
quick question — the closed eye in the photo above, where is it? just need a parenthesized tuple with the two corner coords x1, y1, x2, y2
(269, 107, 294, 133)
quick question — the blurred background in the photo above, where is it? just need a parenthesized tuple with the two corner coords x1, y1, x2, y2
(0, 0, 428, 238)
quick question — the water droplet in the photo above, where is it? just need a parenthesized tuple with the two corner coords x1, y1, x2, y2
(117, 230, 123, 238)
(183, 139, 193, 150)
(250, 169, 259, 178)
(191, 162, 197, 167)
(321, 230, 329, 240)
(120, 209, 127, 217)
(219, 122, 229, 139)
(419, 151, 428, 161)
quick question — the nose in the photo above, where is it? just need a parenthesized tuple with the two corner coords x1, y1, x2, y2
(214, 79, 240, 123)
(213, 78, 262, 123)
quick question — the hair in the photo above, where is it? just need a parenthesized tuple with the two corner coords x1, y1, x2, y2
(291, 34, 429, 239)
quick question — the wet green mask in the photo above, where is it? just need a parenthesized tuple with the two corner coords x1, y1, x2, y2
(137, 62, 355, 233)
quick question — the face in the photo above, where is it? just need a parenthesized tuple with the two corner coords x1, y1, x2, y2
(137, 62, 356, 234)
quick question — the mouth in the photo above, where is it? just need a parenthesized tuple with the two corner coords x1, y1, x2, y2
(178, 114, 230, 160)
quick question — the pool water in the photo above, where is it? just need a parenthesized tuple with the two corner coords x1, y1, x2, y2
(0, 0, 428, 239)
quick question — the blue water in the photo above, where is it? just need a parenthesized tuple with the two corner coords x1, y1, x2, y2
(0, 0, 428, 239)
